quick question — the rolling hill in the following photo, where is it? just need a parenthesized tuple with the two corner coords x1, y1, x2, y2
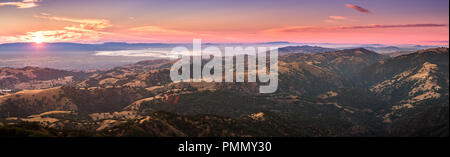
(0, 47, 448, 137)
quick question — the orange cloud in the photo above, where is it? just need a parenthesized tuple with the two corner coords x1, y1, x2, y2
(34, 14, 112, 30)
(325, 16, 356, 23)
(329, 16, 347, 20)
(0, 0, 40, 9)
(130, 26, 193, 35)
(345, 4, 371, 13)
(1, 14, 112, 43)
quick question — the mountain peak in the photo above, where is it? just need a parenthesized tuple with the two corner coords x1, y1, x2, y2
(330, 48, 381, 56)
(416, 47, 449, 54)
(348, 47, 373, 52)
(278, 45, 336, 54)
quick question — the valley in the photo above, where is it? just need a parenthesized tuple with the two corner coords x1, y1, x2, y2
(0, 47, 448, 137)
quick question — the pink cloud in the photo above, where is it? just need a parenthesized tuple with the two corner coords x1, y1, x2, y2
(260, 23, 448, 45)
(339, 24, 448, 29)
(263, 24, 448, 33)
(130, 26, 193, 35)
(345, 4, 371, 13)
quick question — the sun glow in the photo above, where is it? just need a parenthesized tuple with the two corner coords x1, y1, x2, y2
(31, 32, 45, 44)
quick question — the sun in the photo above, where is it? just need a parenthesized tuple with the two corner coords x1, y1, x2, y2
(33, 37, 44, 44)
(31, 32, 45, 44)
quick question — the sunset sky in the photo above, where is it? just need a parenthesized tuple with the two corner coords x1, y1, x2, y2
(0, 0, 448, 45)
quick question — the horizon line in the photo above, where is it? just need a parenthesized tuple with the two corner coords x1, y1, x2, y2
(0, 41, 448, 47)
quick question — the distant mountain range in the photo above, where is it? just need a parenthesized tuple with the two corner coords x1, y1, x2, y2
(278, 46, 337, 55)
(0, 42, 440, 53)
(0, 42, 173, 51)
(361, 46, 438, 54)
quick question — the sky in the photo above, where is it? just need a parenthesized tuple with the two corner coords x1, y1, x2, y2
(0, 0, 448, 45)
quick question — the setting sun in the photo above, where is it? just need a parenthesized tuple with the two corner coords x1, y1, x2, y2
(31, 32, 44, 44)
